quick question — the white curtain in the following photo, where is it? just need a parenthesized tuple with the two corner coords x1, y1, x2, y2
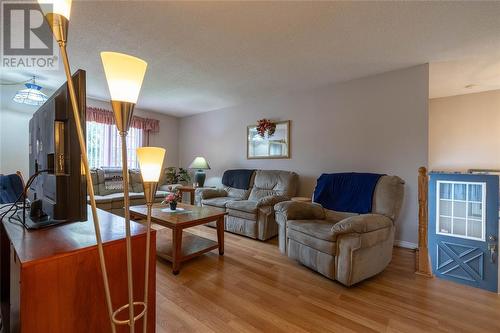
(86, 121, 143, 169)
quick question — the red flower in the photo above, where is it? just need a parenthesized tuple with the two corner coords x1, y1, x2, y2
(163, 189, 182, 204)
(256, 119, 276, 138)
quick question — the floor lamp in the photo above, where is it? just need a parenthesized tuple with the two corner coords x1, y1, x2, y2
(137, 147, 166, 333)
(38, 1, 115, 332)
(101, 51, 148, 333)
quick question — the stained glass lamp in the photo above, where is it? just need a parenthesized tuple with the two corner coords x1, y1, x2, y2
(13, 80, 48, 106)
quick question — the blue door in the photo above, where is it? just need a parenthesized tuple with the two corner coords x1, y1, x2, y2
(429, 173, 499, 292)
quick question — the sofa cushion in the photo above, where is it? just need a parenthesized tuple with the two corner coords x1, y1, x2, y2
(225, 215, 258, 238)
(95, 168, 133, 196)
(225, 187, 251, 200)
(129, 169, 143, 193)
(92, 192, 144, 202)
(202, 196, 240, 208)
(287, 220, 337, 242)
(287, 238, 336, 278)
(93, 193, 122, 204)
(227, 208, 257, 221)
(324, 209, 359, 222)
(155, 190, 170, 198)
(248, 170, 298, 201)
(226, 200, 258, 213)
(288, 228, 336, 256)
(226, 200, 258, 221)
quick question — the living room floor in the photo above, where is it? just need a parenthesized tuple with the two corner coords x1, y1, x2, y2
(153, 225, 500, 333)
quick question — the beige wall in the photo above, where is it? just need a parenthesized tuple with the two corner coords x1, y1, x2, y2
(0, 110, 31, 178)
(179, 64, 429, 245)
(429, 90, 500, 171)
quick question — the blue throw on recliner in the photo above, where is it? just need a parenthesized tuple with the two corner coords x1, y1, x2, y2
(222, 169, 255, 190)
(0, 174, 24, 204)
(313, 173, 384, 214)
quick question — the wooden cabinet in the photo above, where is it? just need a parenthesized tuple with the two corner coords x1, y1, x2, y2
(0, 207, 155, 333)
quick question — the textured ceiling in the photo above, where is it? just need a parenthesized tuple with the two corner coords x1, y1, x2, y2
(1, 1, 500, 116)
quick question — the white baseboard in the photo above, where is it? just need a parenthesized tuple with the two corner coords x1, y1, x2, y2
(394, 240, 418, 249)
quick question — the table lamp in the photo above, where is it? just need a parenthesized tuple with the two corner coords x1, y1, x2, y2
(101, 51, 148, 333)
(137, 147, 165, 333)
(188, 156, 211, 187)
(38, 1, 115, 331)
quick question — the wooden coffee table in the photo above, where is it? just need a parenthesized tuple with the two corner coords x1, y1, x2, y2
(130, 203, 226, 274)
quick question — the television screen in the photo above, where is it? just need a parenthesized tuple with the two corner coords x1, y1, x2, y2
(27, 69, 87, 226)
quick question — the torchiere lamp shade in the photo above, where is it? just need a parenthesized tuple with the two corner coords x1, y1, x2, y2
(137, 147, 166, 182)
(37, 0, 72, 44)
(100, 52, 147, 104)
(101, 52, 147, 133)
(38, 0, 72, 19)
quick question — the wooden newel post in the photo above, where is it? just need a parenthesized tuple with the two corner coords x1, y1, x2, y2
(416, 166, 433, 277)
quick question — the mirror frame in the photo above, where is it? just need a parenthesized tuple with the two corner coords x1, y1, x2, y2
(246, 120, 291, 159)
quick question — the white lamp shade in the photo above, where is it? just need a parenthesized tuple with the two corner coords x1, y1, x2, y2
(137, 147, 165, 182)
(38, 0, 72, 19)
(100, 52, 148, 104)
(188, 157, 210, 170)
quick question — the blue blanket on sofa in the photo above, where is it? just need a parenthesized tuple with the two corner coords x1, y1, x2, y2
(222, 169, 255, 190)
(313, 173, 384, 214)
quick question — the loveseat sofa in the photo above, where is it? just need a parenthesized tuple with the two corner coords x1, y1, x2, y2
(89, 168, 178, 216)
(274, 173, 404, 286)
(199, 169, 298, 240)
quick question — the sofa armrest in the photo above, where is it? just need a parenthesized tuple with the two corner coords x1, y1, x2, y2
(198, 188, 228, 200)
(257, 195, 289, 207)
(332, 214, 393, 236)
(274, 201, 326, 221)
(334, 214, 395, 286)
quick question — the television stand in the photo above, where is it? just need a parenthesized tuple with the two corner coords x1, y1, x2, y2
(1, 206, 156, 333)
(15, 210, 67, 230)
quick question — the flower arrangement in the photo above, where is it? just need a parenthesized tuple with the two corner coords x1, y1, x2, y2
(162, 189, 182, 210)
(256, 118, 276, 138)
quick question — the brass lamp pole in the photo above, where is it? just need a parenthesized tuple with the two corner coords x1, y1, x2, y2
(37, 1, 115, 331)
(137, 147, 166, 333)
(101, 51, 148, 333)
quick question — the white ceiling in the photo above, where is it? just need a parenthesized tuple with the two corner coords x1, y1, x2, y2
(1, 1, 500, 116)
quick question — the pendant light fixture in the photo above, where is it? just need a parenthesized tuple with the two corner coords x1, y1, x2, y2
(12, 77, 48, 106)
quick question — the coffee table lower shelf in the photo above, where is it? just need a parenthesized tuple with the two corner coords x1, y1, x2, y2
(156, 230, 219, 265)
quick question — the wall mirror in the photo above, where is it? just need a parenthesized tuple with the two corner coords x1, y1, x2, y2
(247, 120, 290, 159)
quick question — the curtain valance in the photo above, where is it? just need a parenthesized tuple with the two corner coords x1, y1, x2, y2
(86, 106, 160, 133)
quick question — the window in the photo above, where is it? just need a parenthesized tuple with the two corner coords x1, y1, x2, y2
(436, 181, 486, 241)
(86, 121, 143, 169)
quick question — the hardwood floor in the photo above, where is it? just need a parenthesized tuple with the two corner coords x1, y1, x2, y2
(154, 225, 500, 333)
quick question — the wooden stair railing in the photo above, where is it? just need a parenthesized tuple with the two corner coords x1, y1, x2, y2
(416, 166, 433, 277)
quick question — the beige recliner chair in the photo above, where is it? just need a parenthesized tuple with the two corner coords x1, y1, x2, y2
(274, 175, 404, 286)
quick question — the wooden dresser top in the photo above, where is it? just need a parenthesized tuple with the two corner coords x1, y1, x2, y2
(1, 206, 150, 266)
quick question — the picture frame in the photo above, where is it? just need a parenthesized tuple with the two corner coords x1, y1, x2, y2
(247, 120, 290, 159)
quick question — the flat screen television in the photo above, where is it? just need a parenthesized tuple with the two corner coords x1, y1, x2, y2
(25, 69, 87, 228)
